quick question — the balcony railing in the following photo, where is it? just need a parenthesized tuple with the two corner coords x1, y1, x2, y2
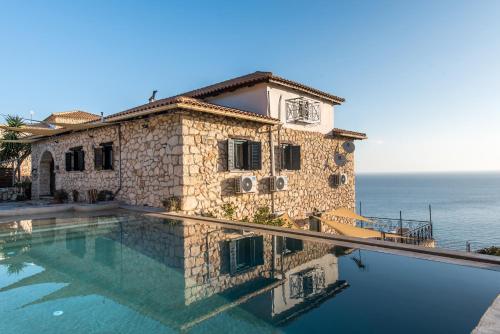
(286, 97, 320, 124)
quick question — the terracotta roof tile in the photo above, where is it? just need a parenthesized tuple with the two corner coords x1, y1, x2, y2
(43, 110, 101, 123)
(105, 96, 280, 124)
(332, 128, 367, 140)
(182, 71, 345, 104)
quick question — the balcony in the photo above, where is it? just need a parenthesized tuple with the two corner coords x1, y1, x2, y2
(285, 97, 321, 124)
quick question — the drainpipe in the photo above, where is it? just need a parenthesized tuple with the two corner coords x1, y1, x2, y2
(269, 125, 276, 213)
(113, 123, 122, 198)
(268, 90, 276, 213)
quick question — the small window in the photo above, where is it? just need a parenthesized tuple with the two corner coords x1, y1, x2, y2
(227, 139, 262, 171)
(281, 144, 301, 170)
(276, 236, 304, 255)
(229, 235, 264, 275)
(95, 142, 113, 170)
(65, 147, 85, 171)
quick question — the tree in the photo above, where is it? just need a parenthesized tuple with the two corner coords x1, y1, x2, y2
(0, 115, 31, 183)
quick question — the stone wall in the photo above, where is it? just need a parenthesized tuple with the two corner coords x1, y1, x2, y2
(31, 125, 120, 200)
(180, 111, 356, 219)
(31, 114, 183, 204)
(31, 109, 356, 219)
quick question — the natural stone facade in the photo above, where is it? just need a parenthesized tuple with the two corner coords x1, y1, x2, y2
(31, 109, 356, 219)
(180, 111, 355, 219)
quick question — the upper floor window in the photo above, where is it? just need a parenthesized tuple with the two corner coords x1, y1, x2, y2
(281, 144, 301, 170)
(227, 138, 262, 171)
(94, 142, 113, 170)
(65, 147, 85, 171)
(286, 97, 320, 124)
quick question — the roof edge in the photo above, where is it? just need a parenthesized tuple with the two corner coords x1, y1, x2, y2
(332, 128, 367, 140)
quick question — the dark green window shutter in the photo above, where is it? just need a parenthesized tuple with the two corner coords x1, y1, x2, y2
(65, 152, 73, 171)
(286, 238, 304, 252)
(290, 145, 301, 170)
(248, 141, 262, 170)
(94, 147, 103, 170)
(77, 150, 85, 171)
(275, 236, 284, 254)
(107, 146, 113, 170)
(227, 139, 235, 171)
(282, 145, 291, 169)
(252, 236, 264, 266)
(229, 239, 237, 275)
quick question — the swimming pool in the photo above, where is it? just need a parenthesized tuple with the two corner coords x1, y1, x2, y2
(0, 210, 498, 333)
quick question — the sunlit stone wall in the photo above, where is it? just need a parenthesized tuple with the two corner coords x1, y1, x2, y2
(31, 110, 356, 218)
(180, 111, 356, 220)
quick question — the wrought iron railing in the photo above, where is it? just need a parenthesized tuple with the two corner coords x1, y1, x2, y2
(359, 216, 433, 245)
(285, 97, 320, 124)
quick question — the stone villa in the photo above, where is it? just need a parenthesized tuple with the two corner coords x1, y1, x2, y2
(29, 71, 366, 219)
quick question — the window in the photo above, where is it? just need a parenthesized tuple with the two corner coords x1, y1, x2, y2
(229, 235, 264, 275)
(286, 97, 321, 124)
(227, 139, 262, 171)
(281, 144, 301, 170)
(276, 236, 304, 255)
(94, 142, 113, 170)
(65, 147, 85, 171)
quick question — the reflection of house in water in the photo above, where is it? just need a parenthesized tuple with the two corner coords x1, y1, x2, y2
(0, 214, 348, 330)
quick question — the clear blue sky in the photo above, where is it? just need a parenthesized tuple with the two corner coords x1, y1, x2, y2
(1, 0, 499, 173)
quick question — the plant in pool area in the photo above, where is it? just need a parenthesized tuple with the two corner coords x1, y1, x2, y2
(72, 190, 79, 202)
(97, 190, 114, 201)
(53, 189, 68, 203)
(477, 246, 500, 256)
(0, 115, 31, 183)
(221, 203, 237, 220)
(162, 196, 181, 212)
(252, 206, 285, 227)
(14, 179, 31, 200)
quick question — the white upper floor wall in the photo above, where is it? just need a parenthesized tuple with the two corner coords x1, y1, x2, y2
(206, 82, 335, 134)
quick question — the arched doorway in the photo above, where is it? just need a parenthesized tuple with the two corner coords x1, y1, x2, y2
(39, 151, 55, 196)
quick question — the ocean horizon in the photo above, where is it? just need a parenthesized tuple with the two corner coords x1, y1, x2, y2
(355, 171, 500, 251)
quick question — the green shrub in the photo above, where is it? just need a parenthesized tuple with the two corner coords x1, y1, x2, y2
(162, 196, 181, 211)
(252, 207, 285, 226)
(477, 246, 500, 256)
(72, 190, 79, 202)
(53, 189, 68, 204)
(221, 203, 237, 220)
(97, 190, 114, 202)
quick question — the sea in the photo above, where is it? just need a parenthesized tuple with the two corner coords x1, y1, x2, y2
(355, 172, 500, 251)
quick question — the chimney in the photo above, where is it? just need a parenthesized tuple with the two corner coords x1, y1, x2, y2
(149, 90, 158, 103)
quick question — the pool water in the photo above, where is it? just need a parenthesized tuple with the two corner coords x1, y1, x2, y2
(0, 211, 499, 334)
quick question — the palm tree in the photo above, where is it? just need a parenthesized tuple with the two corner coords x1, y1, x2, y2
(0, 115, 31, 182)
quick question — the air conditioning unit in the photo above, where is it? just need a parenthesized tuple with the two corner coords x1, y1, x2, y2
(330, 173, 348, 187)
(340, 173, 348, 185)
(270, 175, 288, 192)
(235, 175, 257, 193)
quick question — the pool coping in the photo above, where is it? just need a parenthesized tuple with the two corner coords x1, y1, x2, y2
(0, 202, 498, 270)
(0, 201, 121, 217)
(151, 212, 500, 270)
(473, 294, 500, 334)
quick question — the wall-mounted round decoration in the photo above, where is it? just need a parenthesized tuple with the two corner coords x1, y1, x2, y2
(334, 153, 347, 166)
(342, 141, 355, 153)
